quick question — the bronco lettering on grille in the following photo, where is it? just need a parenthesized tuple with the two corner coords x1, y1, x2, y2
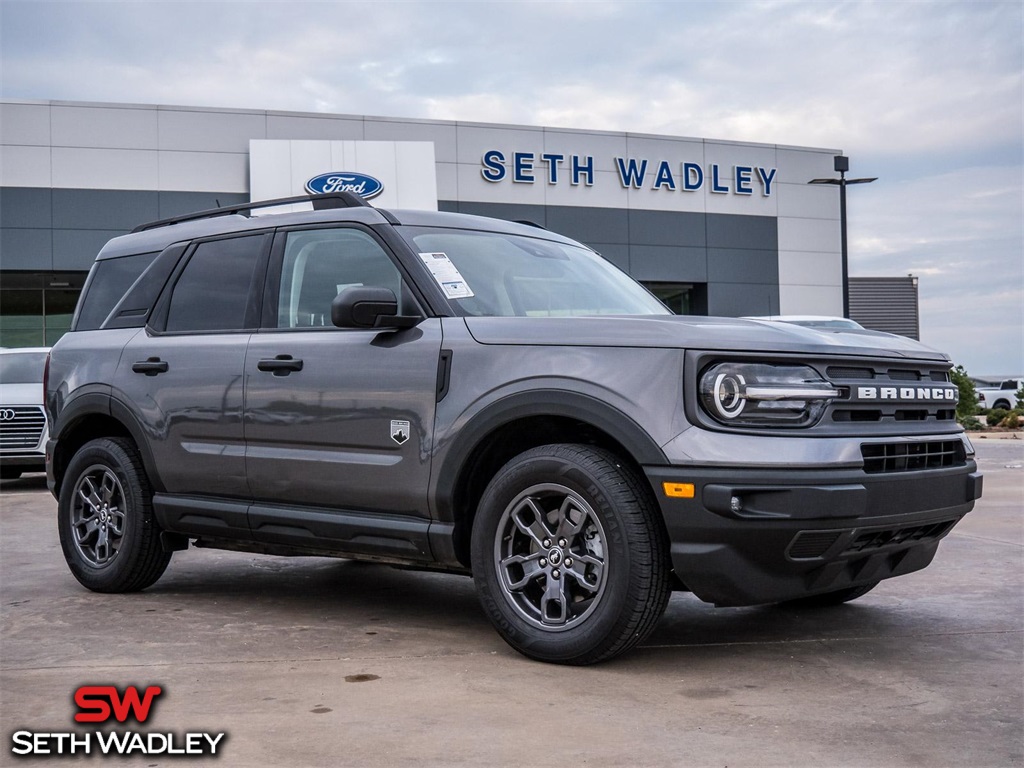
(855, 386, 958, 402)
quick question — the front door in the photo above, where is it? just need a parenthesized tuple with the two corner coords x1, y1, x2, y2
(243, 226, 441, 527)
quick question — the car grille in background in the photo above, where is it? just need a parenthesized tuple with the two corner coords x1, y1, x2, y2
(0, 406, 46, 451)
(861, 440, 966, 474)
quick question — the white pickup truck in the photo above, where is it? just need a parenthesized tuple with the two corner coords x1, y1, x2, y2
(975, 378, 1022, 411)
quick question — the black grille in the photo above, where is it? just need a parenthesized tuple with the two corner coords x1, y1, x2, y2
(827, 366, 874, 379)
(827, 363, 957, 427)
(0, 406, 46, 450)
(842, 520, 957, 555)
(788, 531, 843, 560)
(861, 440, 966, 474)
(887, 369, 921, 380)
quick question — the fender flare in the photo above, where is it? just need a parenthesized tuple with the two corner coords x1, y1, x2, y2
(432, 389, 667, 524)
(51, 389, 166, 494)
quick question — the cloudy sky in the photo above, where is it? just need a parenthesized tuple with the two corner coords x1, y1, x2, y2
(1, 0, 1021, 375)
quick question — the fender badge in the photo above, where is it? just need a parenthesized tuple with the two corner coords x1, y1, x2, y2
(390, 420, 410, 445)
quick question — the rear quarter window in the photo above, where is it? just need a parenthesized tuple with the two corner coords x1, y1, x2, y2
(74, 252, 159, 331)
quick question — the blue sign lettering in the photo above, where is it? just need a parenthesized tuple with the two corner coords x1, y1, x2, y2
(481, 150, 506, 182)
(540, 153, 564, 184)
(711, 164, 729, 194)
(571, 155, 594, 186)
(615, 157, 648, 189)
(683, 162, 703, 191)
(757, 167, 776, 196)
(513, 152, 535, 183)
(735, 166, 753, 195)
(479, 149, 776, 197)
(653, 161, 676, 191)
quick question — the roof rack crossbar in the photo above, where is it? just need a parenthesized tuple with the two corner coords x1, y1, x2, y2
(130, 192, 373, 233)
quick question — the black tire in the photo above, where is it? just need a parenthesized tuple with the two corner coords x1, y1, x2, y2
(471, 444, 671, 665)
(992, 399, 1012, 411)
(0, 466, 23, 480)
(57, 437, 171, 593)
(783, 582, 879, 608)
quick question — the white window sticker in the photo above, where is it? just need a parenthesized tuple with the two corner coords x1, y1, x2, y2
(418, 252, 475, 299)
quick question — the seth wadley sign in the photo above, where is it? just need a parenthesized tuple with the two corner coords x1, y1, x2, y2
(481, 150, 778, 196)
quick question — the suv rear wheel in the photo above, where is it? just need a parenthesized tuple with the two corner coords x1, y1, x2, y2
(58, 437, 172, 592)
(471, 444, 671, 665)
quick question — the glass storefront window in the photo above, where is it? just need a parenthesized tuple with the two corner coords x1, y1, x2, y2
(0, 286, 83, 348)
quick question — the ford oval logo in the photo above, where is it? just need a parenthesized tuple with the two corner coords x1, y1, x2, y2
(305, 172, 384, 199)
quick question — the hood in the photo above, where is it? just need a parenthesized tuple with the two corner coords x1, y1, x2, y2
(464, 315, 949, 362)
(0, 382, 45, 406)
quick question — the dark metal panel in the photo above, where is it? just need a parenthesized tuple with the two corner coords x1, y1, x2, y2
(0, 187, 53, 228)
(706, 214, 778, 250)
(158, 191, 249, 219)
(0, 228, 53, 270)
(707, 282, 780, 317)
(849, 277, 920, 340)
(591, 242, 629, 271)
(706, 247, 779, 285)
(52, 188, 159, 230)
(52, 229, 123, 271)
(545, 206, 628, 245)
(627, 209, 706, 247)
(629, 245, 707, 282)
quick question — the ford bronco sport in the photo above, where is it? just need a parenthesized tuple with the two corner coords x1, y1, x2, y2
(45, 193, 983, 664)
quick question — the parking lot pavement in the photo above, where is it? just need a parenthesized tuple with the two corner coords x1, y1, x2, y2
(1, 439, 1021, 768)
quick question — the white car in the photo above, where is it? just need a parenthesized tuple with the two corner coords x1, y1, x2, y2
(742, 315, 866, 330)
(975, 378, 1022, 411)
(0, 348, 50, 480)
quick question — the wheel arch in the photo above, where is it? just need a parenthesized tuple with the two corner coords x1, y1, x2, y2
(432, 390, 668, 569)
(50, 394, 163, 498)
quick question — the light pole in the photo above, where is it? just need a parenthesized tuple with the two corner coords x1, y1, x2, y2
(809, 156, 877, 319)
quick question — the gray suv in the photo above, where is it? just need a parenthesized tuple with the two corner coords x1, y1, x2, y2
(45, 193, 982, 664)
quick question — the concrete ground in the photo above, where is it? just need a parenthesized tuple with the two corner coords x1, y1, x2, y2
(1, 439, 1021, 767)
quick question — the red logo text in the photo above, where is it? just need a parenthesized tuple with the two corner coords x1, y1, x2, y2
(73, 686, 163, 724)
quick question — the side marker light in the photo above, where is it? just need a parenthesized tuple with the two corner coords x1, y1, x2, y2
(663, 482, 695, 499)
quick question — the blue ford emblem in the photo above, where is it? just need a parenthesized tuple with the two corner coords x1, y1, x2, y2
(305, 172, 384, 199)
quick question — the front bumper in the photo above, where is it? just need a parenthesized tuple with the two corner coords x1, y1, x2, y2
(0, 453, 46, 472)
(643, 461, 982, 607)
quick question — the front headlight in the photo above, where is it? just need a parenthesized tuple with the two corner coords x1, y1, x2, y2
(699, 362, 840, 428)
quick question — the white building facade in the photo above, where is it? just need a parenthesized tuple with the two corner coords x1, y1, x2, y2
(0, 100, 845, 347)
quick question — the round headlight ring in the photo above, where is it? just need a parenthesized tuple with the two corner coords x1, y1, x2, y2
(713, 372, 747, 419)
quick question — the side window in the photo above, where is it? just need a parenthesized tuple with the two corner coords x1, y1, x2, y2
(74, 251, 158, 331)
(165, 236, 263, 333)
(276, 228, 402, 328)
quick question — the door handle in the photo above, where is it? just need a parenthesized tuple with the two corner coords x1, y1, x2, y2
(257, 355, 303, 375)
(132, 358, 169, 376)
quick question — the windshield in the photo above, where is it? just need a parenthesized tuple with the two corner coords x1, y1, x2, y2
(400, 226, 669, 317)
(0, 352, 48, 384)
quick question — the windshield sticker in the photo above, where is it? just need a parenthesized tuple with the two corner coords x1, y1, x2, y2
(418, 252, 475, 299)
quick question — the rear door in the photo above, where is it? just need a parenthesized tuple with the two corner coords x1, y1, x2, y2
(115, 233, 270, 498)
(243, 225, 441, 553)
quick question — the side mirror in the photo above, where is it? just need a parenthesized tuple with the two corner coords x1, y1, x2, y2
(331, 286, 421, 330)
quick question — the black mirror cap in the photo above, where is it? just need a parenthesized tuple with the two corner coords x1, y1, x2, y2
(331, 287, 421, 330)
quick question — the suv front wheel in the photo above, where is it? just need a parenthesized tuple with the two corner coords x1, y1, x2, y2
(471, 444, 671, 665)
(58, 437, 172, 593)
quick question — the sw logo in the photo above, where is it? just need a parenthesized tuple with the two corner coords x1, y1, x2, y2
(10, 684, 226, 757)
(74, 685, 162, 723)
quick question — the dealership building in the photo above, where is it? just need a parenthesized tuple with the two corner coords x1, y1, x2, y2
(1, 99, 857, 348)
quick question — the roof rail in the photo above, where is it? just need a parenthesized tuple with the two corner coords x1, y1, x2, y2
(514, 219, 549, 230)
(130, 192, 374, 233)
